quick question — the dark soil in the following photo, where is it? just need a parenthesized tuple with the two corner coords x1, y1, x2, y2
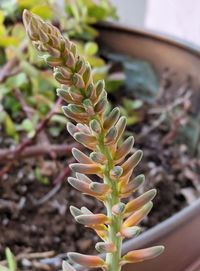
(1, 73, 200, 270)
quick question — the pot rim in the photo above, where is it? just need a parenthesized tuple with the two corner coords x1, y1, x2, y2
(96, 21, 200, 58)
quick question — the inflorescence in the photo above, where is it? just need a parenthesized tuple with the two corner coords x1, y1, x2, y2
(23, 10, 164, 271)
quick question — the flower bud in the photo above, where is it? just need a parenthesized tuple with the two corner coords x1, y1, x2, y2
(125, 189, 157, 215)
(46, 56, 63, 67)
(121, 246, 164, 265)
(94, 93, 108, 114)
(74, 132, 97, 149)
(72, 148, 93, 164)
(118, 226, 141, 239)
(72, 73, 85, 89)
(121, 150, 143, 177)
(54, 71, 71, 84)
(120, 174, 145, 196)
(105, 127, 117, 145)
(66, 52, 75, 68)
(57, 88, 73, 103)
(68, 177, 90, 194)
(123, 202, 153, 228)
(67, 253, 106, 268)
(83, 65, 92, 86)
(103, 107, 120, 130)
(70, 206, 82, 218)
(70, 163, 101, 175)
(75, 214, 109, 226)
(83, 99, 95, 115)
(75, 59, 84, 73)
(90, 152, 106, 164)
(114, 136, 134, 163)
(115, 116, 127, 142)
(89, 119, 101, 134)
(112, 202, 125, 215)
(89, 182, 110, 195)
(95, 80, 105, 97)
(110, 166, 123, 179)
(95, 242, 116, 253)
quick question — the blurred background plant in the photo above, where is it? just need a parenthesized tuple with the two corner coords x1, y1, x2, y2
(0, 248, 17, 271)
(0, 0, 120, 180)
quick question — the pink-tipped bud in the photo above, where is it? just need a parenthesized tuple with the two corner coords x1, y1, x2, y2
(83, 99, 95, 115)
(57, 88, 73, 104)
(76, 123, 90, 134)
(89, 182, 110, 195)
(118, 226, 141, 239)
(95, 80, 105, 97)
(54, 71, 71, 85)
(76, 173, 92, 184)
(68, 177, 90, 194)
(70, 163, 101, 175)
(121, 246, 164, 265)
(114, 136, 134, 163)
(74, 132, 97, 148)
(125, 189, 157, 215)
(46, 56, 63, 67)
(110, 166, 123, 179)
(123, 202, 153, 228)
(112, 202, 126, 215)
(62, 106, 88, 122)
(70, 206, 82, 218)
(67, 122, 79, 137)
(72, 73, 85, 89)
(62, 261, 76, 271)
(105, 127, 118, 145)
(95, 242, 116, 253)
(67, 89, 83, 103)
(94, 94, 108, 114)
(121, 150, 143, 177)
(81, 206, 92, 214)
(68, 253, 106, 268)
(115, 117, 127, 142)
(103, 107, 120, 130)
(83, 65, 92, 86)
(90, 152, 106, 164)
(89, 119, 101, 134)
(72, 148, 93, 164)
(66, 52, 75, 68)
(75, 59, 84, 73)
(120, 174, 145, 196)
(75, 214, 109, 226)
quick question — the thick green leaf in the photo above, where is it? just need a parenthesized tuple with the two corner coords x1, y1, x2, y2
(6, 72, 28, 89)
(31, 4, 53, 20)
(84, 42, 98, 56)
(106, 53, 159, 102)
(5, 248, 17, 271)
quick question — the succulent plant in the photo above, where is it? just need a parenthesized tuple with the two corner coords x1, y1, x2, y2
(23, 10, 164, 271)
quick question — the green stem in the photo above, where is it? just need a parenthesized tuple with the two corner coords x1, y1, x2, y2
(97, 130, 122, 271)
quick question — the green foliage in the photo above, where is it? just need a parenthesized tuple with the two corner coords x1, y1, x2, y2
(120, 98, 143, 126)
(0, 0, 117, 141)
(106, 53, 159, 102)
(0, 248, 17, 271)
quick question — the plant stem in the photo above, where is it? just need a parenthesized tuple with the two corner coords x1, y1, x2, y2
(98, 129, 122, 271)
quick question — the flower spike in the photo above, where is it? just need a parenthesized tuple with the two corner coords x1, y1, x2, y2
(23, 10, 164, 271)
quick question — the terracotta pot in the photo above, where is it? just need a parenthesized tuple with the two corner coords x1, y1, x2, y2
(94, 23, 200, 271)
